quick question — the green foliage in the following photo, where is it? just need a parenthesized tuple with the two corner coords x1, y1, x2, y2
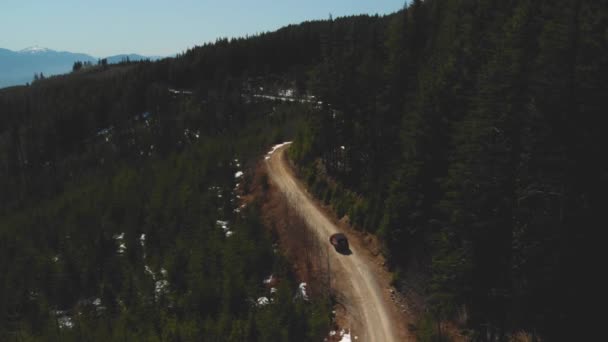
(0, 37, 330, 339)
(0, 2, 604, 339)
(291, 1, 605, 340)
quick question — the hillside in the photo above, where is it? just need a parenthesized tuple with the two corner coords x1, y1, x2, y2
(1, 1, 606, 340)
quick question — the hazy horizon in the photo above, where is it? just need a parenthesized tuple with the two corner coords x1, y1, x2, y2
(0, 0, 405, 57)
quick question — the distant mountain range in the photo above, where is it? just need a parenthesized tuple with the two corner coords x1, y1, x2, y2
(0, 46, 162, 88)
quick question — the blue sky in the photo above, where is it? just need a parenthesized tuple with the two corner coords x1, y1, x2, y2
(0, 0, 406, 57)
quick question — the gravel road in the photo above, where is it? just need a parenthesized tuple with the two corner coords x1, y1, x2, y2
(266, 143, 403, 342)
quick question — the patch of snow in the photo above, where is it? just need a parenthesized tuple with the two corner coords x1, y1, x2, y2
(145, 265, 155, 277)
(58, 315, 74, 329)
(263, 274, 275, 284)
(168, 88, 193, 95)
(217, 220, 229, 230)
(52, 255, 59, 263)
(338, 329, 352, 342)
(298, 282, 309, 300)
(340, 145, 346, 150)
(92, 298, 101, 307)
(225, 231, 234, 237)
(270, 287, 277, 294)
(155, 280, 169, 297)
(329, 330, 337, 336)
(235, 171, 244, 178)
(52, 311, 74, 329)
(114, 233, 126, 255)
(140, 234, 146, 247)
(160, 268, 168, 277)
(257, 297, 270, 306)
(278, 89, 295, 97)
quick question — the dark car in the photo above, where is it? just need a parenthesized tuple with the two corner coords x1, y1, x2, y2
(329, 233, 350, 253)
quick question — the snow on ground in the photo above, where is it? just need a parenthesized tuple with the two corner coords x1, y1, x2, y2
(52, 311, 74, 329)
(278, 89, 295, 97)
(155, 280, 169, 297)
(113, 233, 126, 255)
(168, 88, 194, 95)
(146, 268, 170, 300)
(235, 171, 243, 178)
(217, 220, 233, 237)
(252, 93, 322, 105)
(298, 282, 309, 301)
(257, 297, 270, 306)
(270, 287, 277, 294)
(140, 234, 146, 248)
(263, 274, 275, 284)
(338, 329, 353, 342)
(145, 265, 155, 277)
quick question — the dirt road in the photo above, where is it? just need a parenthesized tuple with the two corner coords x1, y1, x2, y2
(265, 143, 407, 342)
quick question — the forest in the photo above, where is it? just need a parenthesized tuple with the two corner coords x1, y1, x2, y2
(1, 0, 606, 340)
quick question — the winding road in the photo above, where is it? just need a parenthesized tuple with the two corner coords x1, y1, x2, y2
(265, 143, 405, 342)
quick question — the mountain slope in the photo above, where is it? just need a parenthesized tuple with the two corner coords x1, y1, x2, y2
(0, 47, 96, 87)
(0, 48, 161, 88)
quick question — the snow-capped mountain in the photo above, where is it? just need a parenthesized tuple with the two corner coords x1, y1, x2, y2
(19, 46, 53, 54)
(0, 47, 162, 88)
